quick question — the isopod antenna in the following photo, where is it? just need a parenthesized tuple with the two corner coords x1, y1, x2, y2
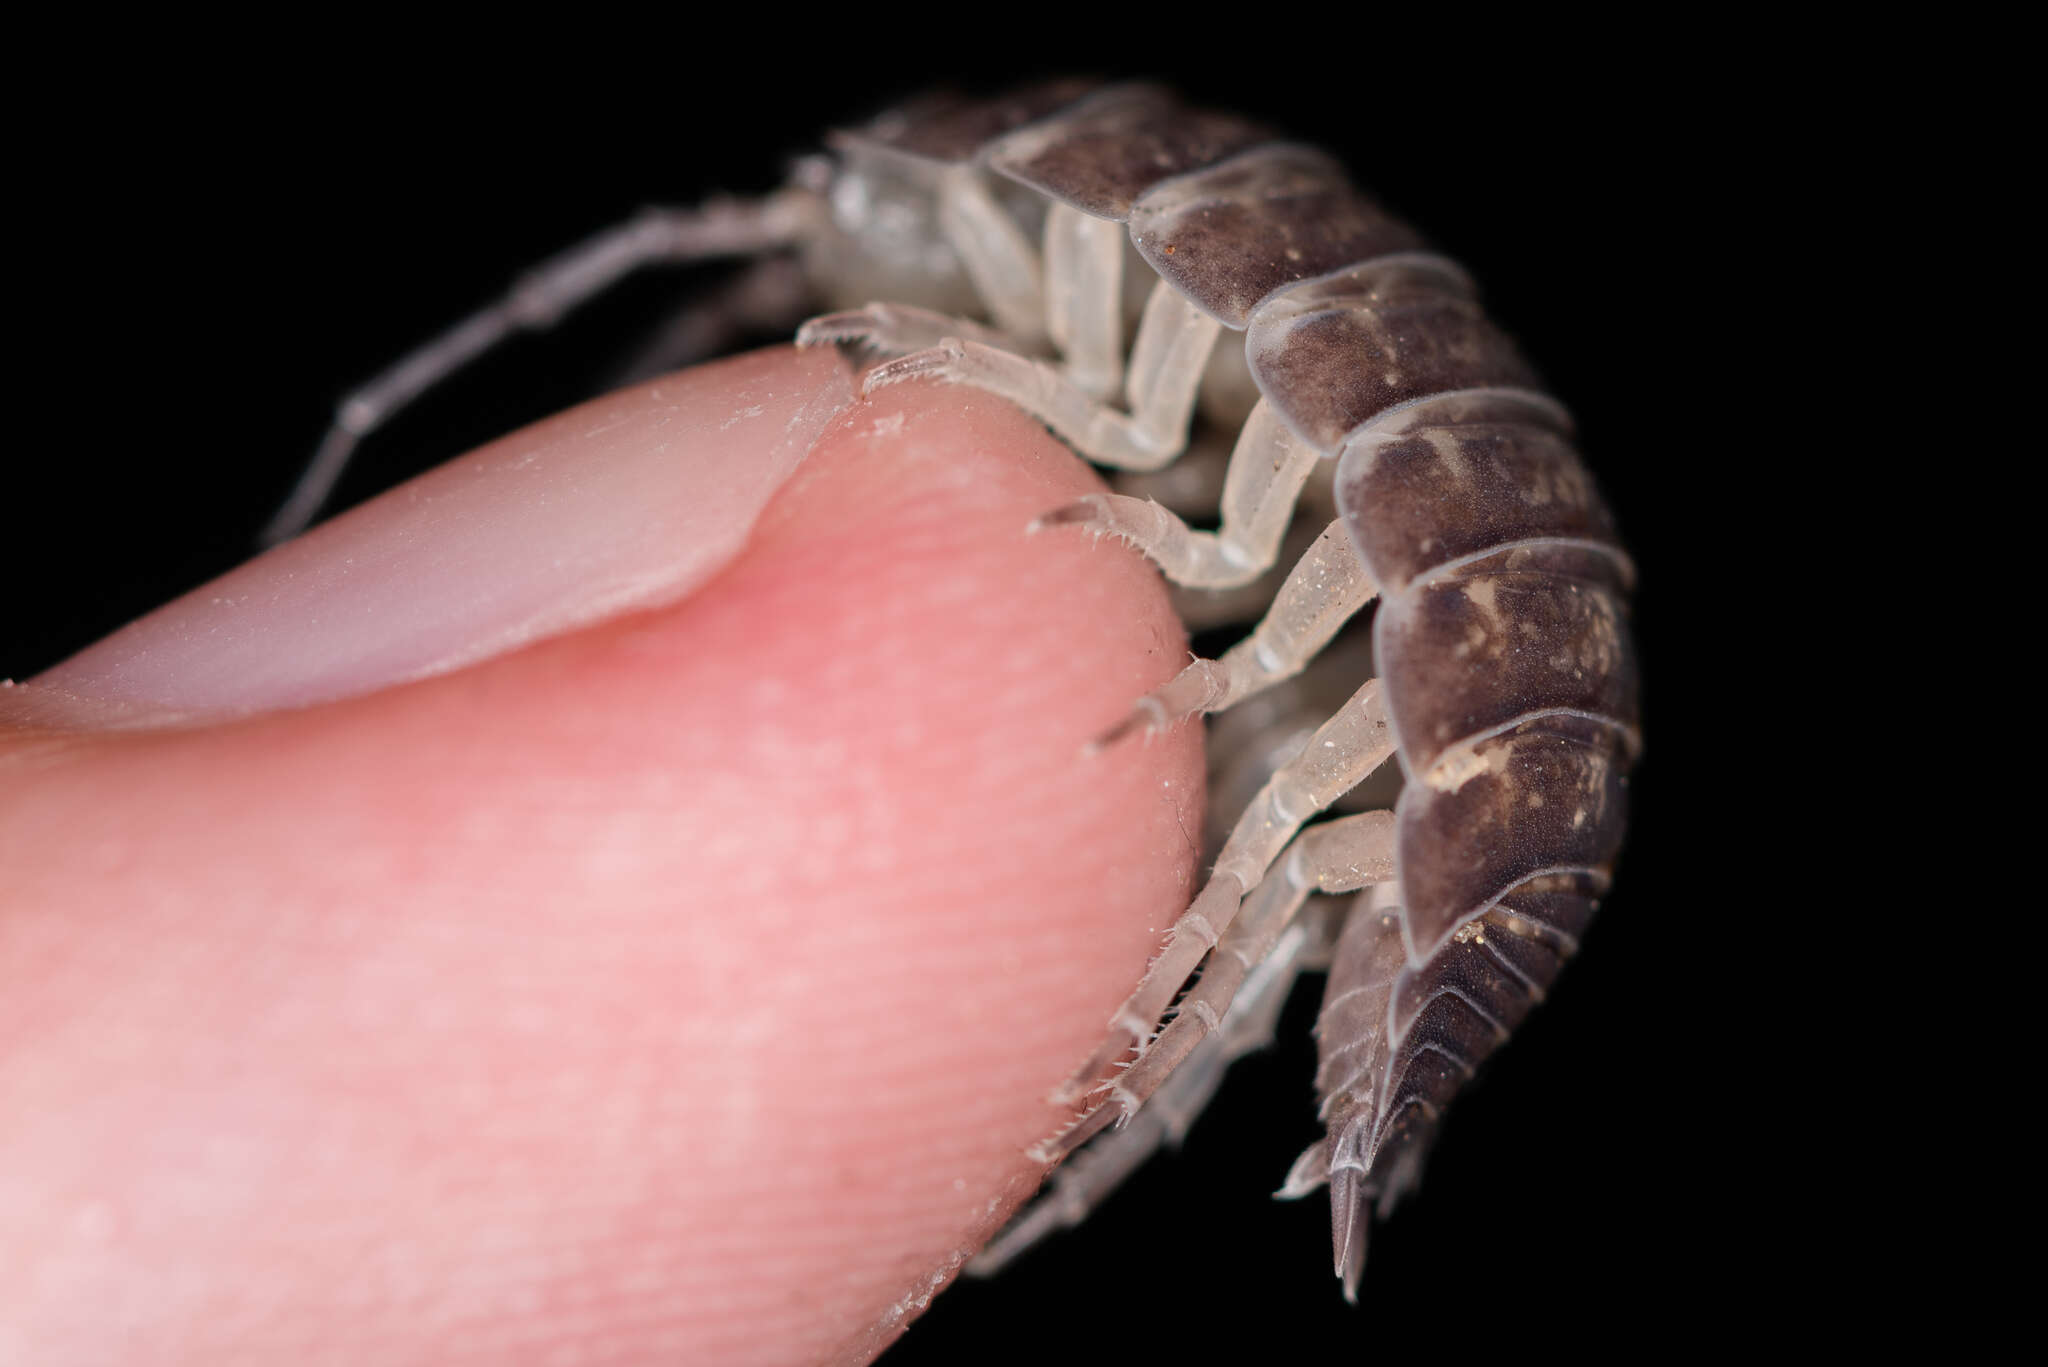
(259, 188, 824, 547)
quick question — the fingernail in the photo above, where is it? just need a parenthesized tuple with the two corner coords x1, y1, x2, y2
(22, 346, 851, 721)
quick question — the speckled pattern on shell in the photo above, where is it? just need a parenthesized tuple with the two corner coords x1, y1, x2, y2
(1126, 146, 1426, 327)
(1246, 258, 1543, 452)
(987, 84, 1274, 221)
(1394, 719, 1628, 964)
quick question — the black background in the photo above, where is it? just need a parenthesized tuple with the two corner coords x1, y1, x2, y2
(7, 24, 1767, 1362)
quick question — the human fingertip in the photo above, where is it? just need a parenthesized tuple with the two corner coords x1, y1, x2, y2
(25, 346, 850, 722)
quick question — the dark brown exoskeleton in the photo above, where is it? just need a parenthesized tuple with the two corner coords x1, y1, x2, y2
(265, 81, 1639, 1301)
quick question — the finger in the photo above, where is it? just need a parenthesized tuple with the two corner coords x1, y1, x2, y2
(0, 347, 1203, 1366)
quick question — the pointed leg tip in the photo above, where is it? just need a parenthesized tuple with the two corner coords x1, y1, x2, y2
(1089, 697, 1171, 753)
(794, 312, 862, 350)
(1030, 500, 1099, 534)
(1088, 714, 1144, 751)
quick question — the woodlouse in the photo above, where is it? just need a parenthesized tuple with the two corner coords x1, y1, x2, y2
(249, 81, 1641, 1304)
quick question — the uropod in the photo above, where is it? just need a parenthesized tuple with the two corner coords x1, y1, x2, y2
(268, 81, 1640, 1302)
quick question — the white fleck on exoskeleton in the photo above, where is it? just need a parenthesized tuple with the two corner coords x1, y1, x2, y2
(266, 81, 1639, 1302)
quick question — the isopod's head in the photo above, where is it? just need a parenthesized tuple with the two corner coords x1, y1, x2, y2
(791, 145, 987, 318)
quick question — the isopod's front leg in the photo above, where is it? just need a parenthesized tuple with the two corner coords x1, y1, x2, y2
(1039, 809, 1398, 1160)
(1052, 677, 1397, 1104)
(864, 281, 1223, 471)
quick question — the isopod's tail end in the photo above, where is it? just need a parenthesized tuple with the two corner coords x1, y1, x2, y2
(1329, 1165, 1373, 1305)
(1275, 1137, 1331, 1201)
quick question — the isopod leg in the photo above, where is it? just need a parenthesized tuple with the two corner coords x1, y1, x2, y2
(261, 191, 823, 545)
(1032, 399, 1320, 589)
(937, 168, 1046, 343)
(1052, 678, 1397, 1103)
(864, 281, 1223, 470)
(1041, 201, 1125, 400)
(972, 908, 1338, 1275)
(1110, 426, 1232, 520)
(794, 301, 1018, 357)
(1094, 520, 1378, 748)
(802, 203, 1125, 402)
(1040, 811, 1397, 1158)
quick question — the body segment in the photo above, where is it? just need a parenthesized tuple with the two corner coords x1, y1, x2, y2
(270, 80, 1639, 1300)
(966, 84, 1638, 1288)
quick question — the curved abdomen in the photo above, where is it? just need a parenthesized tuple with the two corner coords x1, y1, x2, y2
(1307, 361, 1638, 1243)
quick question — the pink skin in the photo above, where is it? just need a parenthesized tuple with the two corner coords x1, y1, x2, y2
(0, 347, 1202, 1365)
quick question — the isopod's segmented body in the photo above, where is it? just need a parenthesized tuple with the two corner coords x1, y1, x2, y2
(273, 80, 1639, 1301)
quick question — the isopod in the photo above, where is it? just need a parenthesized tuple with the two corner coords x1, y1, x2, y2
(263, 80, 1639, 1304)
